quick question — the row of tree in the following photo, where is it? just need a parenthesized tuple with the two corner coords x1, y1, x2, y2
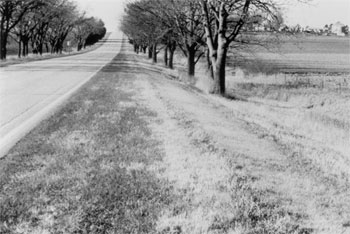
(0, 0, 106, 60)
(121, 0, 286, 95)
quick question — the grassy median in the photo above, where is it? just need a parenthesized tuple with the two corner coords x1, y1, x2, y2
(0, 52, 173, 233)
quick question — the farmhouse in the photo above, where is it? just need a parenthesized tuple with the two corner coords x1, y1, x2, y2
(330, 21, 346, 36)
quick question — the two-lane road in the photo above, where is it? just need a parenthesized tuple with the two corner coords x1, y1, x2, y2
(0, 31, 123, 157)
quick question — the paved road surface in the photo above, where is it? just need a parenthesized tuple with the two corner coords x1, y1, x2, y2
(0, 31, 123, 157)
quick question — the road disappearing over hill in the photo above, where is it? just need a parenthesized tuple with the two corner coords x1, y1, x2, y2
(0, 31, 123, 157)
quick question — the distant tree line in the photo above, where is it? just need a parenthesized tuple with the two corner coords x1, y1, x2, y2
(280, 23, 349, 36)
(0, 0, 106, 60)
(121, 0, 284, 95)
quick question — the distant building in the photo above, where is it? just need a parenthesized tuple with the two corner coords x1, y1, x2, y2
(330, 22, 346, 36)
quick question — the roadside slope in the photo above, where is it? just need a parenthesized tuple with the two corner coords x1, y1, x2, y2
(136, 66, 350, 233)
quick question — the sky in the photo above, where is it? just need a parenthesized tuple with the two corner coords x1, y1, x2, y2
(74, 0, 350, 32)
(280, 0, 350, 28)
(74, 0, 125, 32)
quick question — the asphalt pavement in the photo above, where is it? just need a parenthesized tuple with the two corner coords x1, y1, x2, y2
(0, 31, 123, 157)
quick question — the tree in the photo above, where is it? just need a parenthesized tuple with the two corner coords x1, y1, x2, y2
(13, 14, 33, 57)
(46, 0, 78, 54)
(144, 0, 178, 68)
(84, 19, 106, 47)
(200, 0, 281, 94)
(162, 31, 177, 68)
(122, 0, 170, 63)
(29, 0, 57, 55)
(0, 0, 40, 59)
(1, 0, 106, 59)
(149, 0, 206, 75)
(121, 0, 206, 75)
(341, 25, 349, 36)
(73, 16, 105, 51)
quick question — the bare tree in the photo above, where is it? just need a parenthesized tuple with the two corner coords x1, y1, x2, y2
(168, 0, 206, 76)
(200, 0, 281, 94)
(122, 0, 168, 63)
(46, 0, 78, 54)
(121, 0, 206, 75)
(30, 0, 58, 55)
(0, 0, 40, 59)
(73, 16, 100, 51)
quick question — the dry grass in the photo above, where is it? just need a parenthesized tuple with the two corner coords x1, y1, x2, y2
(223, 70, 350, 176)
(149, 39, 350, 233)
(0, 52, 174, 233)
(135, 73, 309, 234)
(3, 37, 348, 234)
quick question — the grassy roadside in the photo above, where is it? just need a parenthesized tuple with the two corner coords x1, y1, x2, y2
(1, 39, 335, 234)
(139, 75, 310, 234)
(0, 51, 173, 233)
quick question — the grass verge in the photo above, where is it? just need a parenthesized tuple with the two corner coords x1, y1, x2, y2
(0, 52, 173, 233)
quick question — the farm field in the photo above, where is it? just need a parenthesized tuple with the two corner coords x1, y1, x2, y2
(165, 35, 350, 144)
(230, 35, 350, 74)
(218, 35, 350, 144)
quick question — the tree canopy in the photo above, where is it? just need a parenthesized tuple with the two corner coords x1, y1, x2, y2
(0, 0, 106, 59)
(121, 0, 285, 95)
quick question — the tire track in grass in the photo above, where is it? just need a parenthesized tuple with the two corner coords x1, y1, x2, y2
(132, 73, 310, 233)
(0, 49, 175, 233)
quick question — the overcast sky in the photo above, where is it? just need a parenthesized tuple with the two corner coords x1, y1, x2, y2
(74, 0, 125, 31)
(74, 0, 350, 32)
(280, 0, 350, 28)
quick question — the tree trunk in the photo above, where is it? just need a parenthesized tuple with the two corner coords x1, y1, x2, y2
(164, 45, 168, 66)
(50, 41, 55, 53)
(21, 37, 29, 57)
(168, 41, 176, 69)
(37, 37, 44, 55)
(77, 42, 83, 51)
(38, 42, 43, 55)
(206, 48, 214, 80)
(0, 24, 3, 59)
(211, 44, 227, 94)
(134, 44, 139, 53)
(148, 44, 152, 59)
(206, 47, 211, 70)
(152, 43, 157, 63)
(201, 1, 229, 95)
(22, 41, 26, 57)
(187, 47, 196, 76)
(0, 30, 8, 60)
(169, 49, 174, 69)
(18, 39, 21, 58)
(25, 42, 29, 56)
